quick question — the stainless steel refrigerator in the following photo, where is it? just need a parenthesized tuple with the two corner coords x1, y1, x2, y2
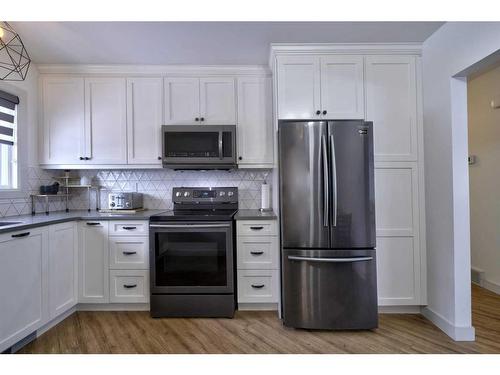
(279, 120, 378, 330)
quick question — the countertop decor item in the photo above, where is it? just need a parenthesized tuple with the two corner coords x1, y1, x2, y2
(0, 22, 31, 81)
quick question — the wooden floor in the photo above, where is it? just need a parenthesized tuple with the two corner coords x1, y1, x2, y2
(19, 284, 500, 354)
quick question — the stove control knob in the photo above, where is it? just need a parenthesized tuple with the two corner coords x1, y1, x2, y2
(183, 191, 190, 197)
(228, 191, 234, 197)
(219, 191, 226, 197)
(175, 192, 181, 197)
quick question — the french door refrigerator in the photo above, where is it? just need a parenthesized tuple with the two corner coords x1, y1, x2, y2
(279, 120, 377, 330)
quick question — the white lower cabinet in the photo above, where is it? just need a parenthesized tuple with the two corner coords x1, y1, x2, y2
(48, 222, 78, 318)
(237, 269, 279, 304)
(110, 270, 149, 303)
(236, 219, 279, 309)
(78, 221, 109, 303)
(109, 237, 149, 270)
(0, 228, 49, 352)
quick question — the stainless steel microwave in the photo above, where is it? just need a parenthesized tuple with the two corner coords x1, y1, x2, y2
(161, 125, 237, 169)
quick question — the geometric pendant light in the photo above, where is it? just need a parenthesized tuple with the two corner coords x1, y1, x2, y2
(0, 22, 31, 81)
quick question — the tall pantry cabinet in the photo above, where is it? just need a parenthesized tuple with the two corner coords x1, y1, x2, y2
(272, 45, 426, 307)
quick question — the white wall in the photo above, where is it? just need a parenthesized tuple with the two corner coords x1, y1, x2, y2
(468, 65, 500, 293)
(422, 22, 500, 340)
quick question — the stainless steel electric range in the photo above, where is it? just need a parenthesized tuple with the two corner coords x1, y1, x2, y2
(149, 187, 238, 318)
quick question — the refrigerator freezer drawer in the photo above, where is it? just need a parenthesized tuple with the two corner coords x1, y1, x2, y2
(282, 248, 378, 330)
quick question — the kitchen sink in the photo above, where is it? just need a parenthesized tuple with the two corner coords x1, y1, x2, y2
(0, 221, 22, 227)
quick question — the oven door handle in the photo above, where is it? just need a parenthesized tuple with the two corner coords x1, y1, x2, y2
(150, 223, 231, 229)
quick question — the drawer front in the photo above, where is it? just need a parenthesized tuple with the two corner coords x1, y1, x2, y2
(237, 269, 278, 303)
(237, 236, 278, 269)
(109, 221, 148, 236)
(237, 220, 277, 236)
(109, 270, 149, 303)
(109, 237, 149, 270)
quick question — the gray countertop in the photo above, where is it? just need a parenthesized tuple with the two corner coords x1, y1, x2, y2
(0, 208, 277, 234)
(234, 209, 277, 220)
(0, 210, 168, 234)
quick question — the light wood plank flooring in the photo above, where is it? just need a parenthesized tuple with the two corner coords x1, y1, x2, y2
(19, 284, 500, 353)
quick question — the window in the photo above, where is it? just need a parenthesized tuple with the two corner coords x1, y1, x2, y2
(0, 90, 19, 190)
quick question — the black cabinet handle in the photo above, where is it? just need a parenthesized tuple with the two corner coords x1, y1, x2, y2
(12, 232, 30, 238)
(200, 117, 205, 121)
(86, 222, 101, 226)
(85, 157, 90, 160)
(122, 226, 137, 230)
(79, 157, 84, 160)
(238, 156, 243, 160)
(251, 284, 265, 289)
(322, 110, 327, 115)
(123, 251, 137, 256)
(250, 226, 264, 230)
(250, 251, 264, 255)
(195, 117, 199, 121)
(123, 284, 137, 289)
(158, 156, 162, 160)
(316, 110, 321, 115)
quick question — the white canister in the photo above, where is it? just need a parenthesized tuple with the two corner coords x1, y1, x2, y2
(260, 182, 271, 211)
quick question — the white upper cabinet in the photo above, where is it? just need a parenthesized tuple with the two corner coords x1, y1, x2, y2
(199, 77, 236, 124)
(277, 55, 364, 120)
(237, 77, 273, 167)
(320, 55, 364, 119)
(164, 77, 200, 125)
(365, 56, 418, 161)
(127, 77, 163, 165)
(48, 222, 77, 319)
(40, 76, 85, 164)
(165, 77, 236, 125)
(277, 55, 320, 119)
(85, 78, 128, 164)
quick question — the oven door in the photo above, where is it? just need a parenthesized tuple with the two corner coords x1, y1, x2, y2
(162, 125, 236, 168)
(150, 222, 234, 294)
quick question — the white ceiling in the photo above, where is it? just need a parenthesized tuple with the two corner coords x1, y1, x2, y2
(12, 22, 444, 65)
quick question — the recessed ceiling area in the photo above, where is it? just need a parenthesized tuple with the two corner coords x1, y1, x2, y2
(12, 22, 444, 65)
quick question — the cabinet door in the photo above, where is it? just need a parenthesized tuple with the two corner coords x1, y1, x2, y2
(164, 77, 200, 125)
(48, 222, 77, 318)
(85, 78, 127, 164)
(374, 163, 421, 305)
(320, 55, 364, 119)
(127, 77, 163, 165)
(276, 55, 321, 119)
(40, 76, 85, 164)
(365, 56, 418, 161)
(236, 77, 273, 167)
(200, 77, 236, 124)
(0, 228, 48, 352)
(78, 221, 109, 303)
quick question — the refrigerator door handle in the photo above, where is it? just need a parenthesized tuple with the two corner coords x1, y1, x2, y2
(330, 134, 338, 227)
(288, 256, 373, 263)
(321, 135, 329, 227)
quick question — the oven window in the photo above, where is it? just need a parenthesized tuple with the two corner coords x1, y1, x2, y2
(165, 132, 219, 157)
(154, 231, 228, 286)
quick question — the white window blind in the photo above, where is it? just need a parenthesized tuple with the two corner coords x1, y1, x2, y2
(0, 89, 19, 190)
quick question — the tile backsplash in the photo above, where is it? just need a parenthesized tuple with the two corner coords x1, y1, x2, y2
(72, 169, 272, 211)
(0, 167, 273, 218)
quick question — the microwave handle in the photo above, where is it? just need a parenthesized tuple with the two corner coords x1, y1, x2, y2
(218, 131, 223, 160)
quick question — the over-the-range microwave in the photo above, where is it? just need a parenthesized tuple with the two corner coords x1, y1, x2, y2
(161, 125, 237, 169)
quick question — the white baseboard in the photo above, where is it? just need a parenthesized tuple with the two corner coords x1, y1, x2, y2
(76, 303, 150, 311)
(421, 307, 475, 341)
(482, 279, 500, 295)
(238, 303, 278, 311)
(37, 306, 77, 338)
(378, 305, 422, 313)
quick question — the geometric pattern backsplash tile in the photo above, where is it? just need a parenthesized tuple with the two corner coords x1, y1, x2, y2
(73, 169, 273, 211)
(0, 167, 273, 218)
